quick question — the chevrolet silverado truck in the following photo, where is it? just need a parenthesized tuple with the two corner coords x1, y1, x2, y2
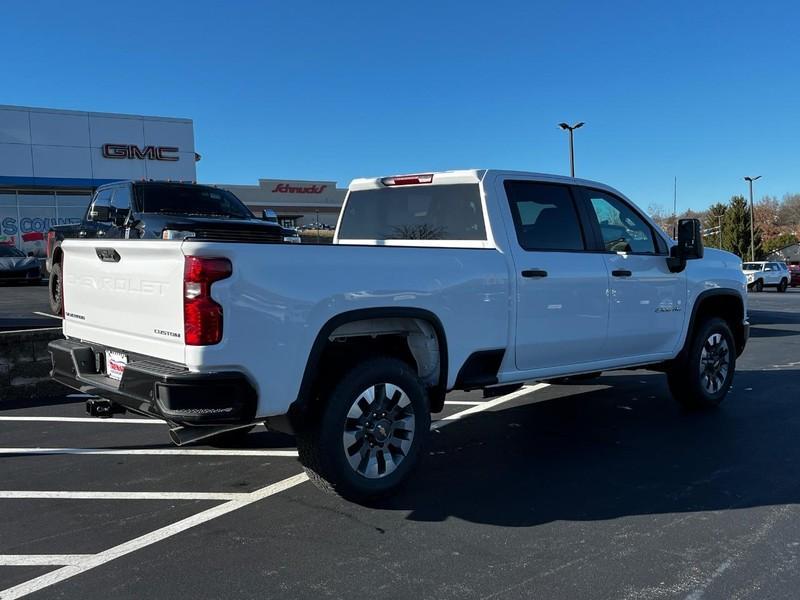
(46, 180, 296, 315)
(49, 170, 749, 501)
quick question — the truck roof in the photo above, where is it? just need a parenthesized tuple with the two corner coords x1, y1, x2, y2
(348, 169, 625, 198)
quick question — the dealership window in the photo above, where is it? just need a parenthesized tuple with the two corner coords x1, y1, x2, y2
(281, 218, 296, 228)
(0, 190, 90, 256)
(0, 193, 17, 248)
(17, 192, 56, 258)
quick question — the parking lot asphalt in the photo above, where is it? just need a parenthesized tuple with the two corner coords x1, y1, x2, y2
(0, 283, 54, 330)
(1, 290, 799, 599)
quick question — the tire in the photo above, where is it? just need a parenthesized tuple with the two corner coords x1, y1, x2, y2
(667, 317, 736, 409)
(754, 279, 763, 292)
(296, 357, 430, 502)
(48, 262, 63, 315)
(778, 279, 788, 293)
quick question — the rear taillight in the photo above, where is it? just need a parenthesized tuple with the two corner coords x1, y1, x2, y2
(183, 256, 232, 346)
(46, 231, 56, 258)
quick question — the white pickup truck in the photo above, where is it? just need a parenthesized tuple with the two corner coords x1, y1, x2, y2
(49, 170, 749, 500)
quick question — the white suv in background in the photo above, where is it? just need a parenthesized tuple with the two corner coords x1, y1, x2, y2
(743, 261, 790, 292)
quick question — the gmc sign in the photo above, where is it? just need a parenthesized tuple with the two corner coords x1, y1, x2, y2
(102, 144, 179, 161)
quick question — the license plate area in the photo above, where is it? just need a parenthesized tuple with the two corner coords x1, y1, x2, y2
(105, 350, 128, 381)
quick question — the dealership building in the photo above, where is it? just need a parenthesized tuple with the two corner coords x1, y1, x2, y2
(0, 104, 345, 257)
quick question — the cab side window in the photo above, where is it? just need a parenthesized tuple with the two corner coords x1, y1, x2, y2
(503, 181, 585, 251)
(111, 185, 132, 213)
(581, 189, 657, 254)
(87, 189, 113, 221)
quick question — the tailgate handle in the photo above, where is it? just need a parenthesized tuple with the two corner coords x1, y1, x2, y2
(96, 248, 121, 263)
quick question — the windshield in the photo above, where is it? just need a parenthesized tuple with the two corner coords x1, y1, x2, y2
(338, 184, 486, 241)
(137, 184, 254, 219)
(0, 246, 25, 258)
(742, 263, 762, 270)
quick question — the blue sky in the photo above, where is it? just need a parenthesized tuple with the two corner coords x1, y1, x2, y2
(3, 0, 798, 213)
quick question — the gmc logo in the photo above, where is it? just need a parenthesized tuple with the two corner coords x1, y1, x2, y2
(271, 183, 327, 194)
(102, 144, 179, 161)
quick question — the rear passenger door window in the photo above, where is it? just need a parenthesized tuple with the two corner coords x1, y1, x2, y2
(503, 181, 585, 251)
(581, 190, 657, 254)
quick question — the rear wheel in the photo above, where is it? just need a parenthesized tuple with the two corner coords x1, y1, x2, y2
(48, 262, 63, 315)
(296, 357, 430, 501)
(778, 278, 788, 293)
(667, 317, 735, 409)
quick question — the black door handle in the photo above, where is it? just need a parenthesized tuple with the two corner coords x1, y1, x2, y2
(521, 269, 548, 278)
(612, 269, 632, 277)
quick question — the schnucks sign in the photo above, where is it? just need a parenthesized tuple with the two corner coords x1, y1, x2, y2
(270, 183, 328, 194)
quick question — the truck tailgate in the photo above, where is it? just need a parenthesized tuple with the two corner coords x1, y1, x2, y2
(62, 240, 186, 364)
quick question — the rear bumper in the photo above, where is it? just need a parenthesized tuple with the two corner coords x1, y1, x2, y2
(48, 338, 257, 426)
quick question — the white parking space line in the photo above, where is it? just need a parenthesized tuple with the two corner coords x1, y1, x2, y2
(432, 383, 549, 430)
(0, 473, 309, 600)
(0, 417, 165, 425)
(0, 491, 252, 501)
(0, 381, 550, 598)
(0, 448, 299, 457)
(443, 400, 483, 406)
(0, 555, 92, 567)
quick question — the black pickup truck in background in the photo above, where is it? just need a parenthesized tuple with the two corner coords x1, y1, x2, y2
(46, 180, 298, 315)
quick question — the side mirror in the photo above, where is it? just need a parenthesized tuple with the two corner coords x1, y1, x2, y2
(90, 205, 111, 222)
(27, 252, 34, 257)
(667, 218, 703, 273)
(111, 208, 129, 227)
(676, 218, 703, 260)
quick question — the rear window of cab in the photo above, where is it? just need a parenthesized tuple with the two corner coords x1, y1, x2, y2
(337, 184, 486, 241)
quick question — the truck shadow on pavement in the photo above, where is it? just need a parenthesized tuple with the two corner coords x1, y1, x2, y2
(379, 368, 800, 527)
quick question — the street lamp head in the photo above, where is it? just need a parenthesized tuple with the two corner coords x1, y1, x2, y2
(744, 175, 762, 182)
(574, 122, 585, 129)
(558, 123, 569, 130)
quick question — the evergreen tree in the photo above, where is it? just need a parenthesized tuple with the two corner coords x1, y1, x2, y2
(703, 202, 727, 249)
(722, 196, 763, 259)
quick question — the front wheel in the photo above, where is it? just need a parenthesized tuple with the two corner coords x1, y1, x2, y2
(296, 357, 430, 502)
(667, 317, 736, 409)
(754, 279, 763, 292)
(48, 262, 63, 315)
(778, 279, 788, 293)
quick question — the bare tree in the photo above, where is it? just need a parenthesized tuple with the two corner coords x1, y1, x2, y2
(779, 194, 800, 233)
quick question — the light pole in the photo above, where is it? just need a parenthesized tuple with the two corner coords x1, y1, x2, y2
(744, 175, 761, 261)
(717, 214, 723, 249)
(558, 122, 584, 177)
